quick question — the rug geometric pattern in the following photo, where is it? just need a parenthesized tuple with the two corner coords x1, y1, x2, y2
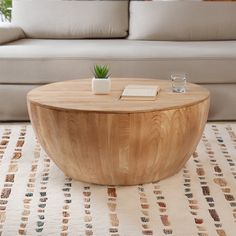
(0, 123, 235, 236)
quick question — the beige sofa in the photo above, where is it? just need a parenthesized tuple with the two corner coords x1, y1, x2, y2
(0, 0, 236, 120)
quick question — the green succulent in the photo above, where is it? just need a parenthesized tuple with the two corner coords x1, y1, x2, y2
(93, 65, 110, 79)
(0, 0, 12, 22)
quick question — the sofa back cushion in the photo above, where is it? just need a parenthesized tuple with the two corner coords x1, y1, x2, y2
(12, 0, 129, 39)
(129, 1, 236, 41)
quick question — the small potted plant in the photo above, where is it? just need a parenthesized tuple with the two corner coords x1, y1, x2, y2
(92, 65, 111, 94)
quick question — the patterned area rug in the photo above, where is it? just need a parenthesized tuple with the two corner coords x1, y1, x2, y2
(0, 123, 235, 236)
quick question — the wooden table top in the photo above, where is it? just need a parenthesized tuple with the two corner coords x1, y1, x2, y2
(27, 78, 210, 113)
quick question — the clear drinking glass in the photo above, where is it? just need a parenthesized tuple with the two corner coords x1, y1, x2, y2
(171, 73, 187, 93)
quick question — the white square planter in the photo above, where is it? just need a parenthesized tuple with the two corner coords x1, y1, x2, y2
(92, 77, 111, 94)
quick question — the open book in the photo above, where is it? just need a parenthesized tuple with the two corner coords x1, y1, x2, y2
(121, 85, 160, 101)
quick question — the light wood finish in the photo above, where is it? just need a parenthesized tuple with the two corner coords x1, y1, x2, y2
(28, 78, 209, 112)
(27, 78, 210, 185)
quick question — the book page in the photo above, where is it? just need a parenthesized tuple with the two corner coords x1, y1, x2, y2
(122, 85, 160, 97)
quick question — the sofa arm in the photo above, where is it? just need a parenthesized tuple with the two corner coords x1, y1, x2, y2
(0, 23, 25, 45)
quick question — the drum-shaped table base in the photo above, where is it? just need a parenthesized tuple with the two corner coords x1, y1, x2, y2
(28, 98, 209, 185)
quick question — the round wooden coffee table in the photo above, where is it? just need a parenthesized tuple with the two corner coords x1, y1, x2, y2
(27, 78, 210, 185)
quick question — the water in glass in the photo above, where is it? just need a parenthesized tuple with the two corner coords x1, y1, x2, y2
(171, 74, 187, 93)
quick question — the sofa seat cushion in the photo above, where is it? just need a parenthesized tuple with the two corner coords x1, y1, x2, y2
(1, 39, 236, 84)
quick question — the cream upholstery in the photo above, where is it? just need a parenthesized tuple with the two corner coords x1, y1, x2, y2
(1, 39, 236, 84)
(204, 84, 236, 120)
(12, 0, 129, 38)
(129, 1, 236, 41)
(0, 84, 37, 121)
(0, 23, 25, 45)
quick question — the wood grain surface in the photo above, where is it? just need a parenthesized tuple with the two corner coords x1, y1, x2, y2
(27, 78, 210, 185)
(28, 78, 209, 113)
